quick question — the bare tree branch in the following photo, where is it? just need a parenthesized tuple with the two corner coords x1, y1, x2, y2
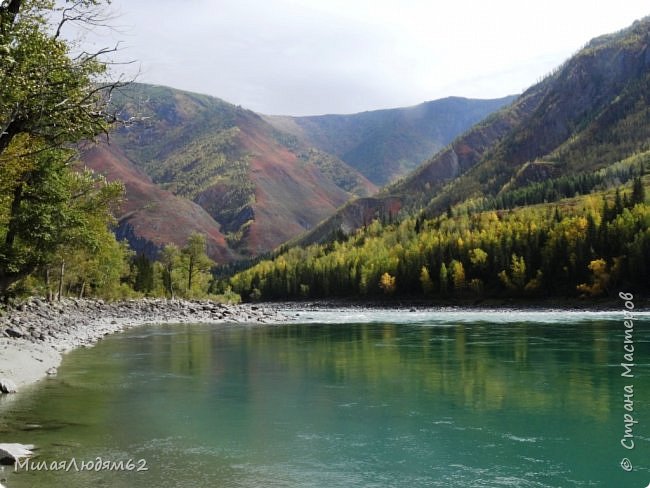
(54, 0, 118, 40)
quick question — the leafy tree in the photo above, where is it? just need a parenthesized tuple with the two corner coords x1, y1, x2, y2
(439, 263, 448, 294)
(0, 0, 126, 297)
(0, 138, 123, 295)
(0, 0, 117, 157)
(469, 248, 488, 268)
(523, 270, 543, 294)
(181, 232, 214, 297)
(249, 287, 262, 301)
(419, 266, 433, 295)
(379, 272, 396, 295)
(469, 278, 484, 296)
(0, 138, 67, 292)
(132, 253, 154, 294)
(58, 235, 132, 299)
(160, 244, 181, 299)
(614, 189, 624, 215)
(450, 260, 466, 292)
(576, 258, 610, 296)
(632, 177, 645, 205)
(498, 254, 526, 291)
(50, 166, 124, 297)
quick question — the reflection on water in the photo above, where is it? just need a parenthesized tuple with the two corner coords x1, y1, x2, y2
(1, 314, 649, 487)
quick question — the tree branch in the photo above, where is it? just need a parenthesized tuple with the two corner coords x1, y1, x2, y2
(54, 1, 117, 40)
(0, 117, 22, 156)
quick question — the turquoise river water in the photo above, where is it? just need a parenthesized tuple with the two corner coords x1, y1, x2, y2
(1, 309, 649, 487)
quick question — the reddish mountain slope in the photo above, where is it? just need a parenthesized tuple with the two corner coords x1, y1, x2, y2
(105, 84, 376, 258)
(89, 84, 510, 261)
(82, 144, 238, 263)
(233, 114, 354, 253)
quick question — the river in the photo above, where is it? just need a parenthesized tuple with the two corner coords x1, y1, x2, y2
(1, 309, 649, 487)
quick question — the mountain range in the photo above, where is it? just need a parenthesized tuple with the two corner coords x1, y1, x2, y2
(294, 16, 650, 247)
(227, 16, 650, 302)
(84, 16, 650, 269)
(82, 86, 512, 260)
(263, 95, 515, 186)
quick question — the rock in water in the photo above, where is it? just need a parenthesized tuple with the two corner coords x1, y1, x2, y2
(0, 378, 17, 394)
(0, 443, 34, 465)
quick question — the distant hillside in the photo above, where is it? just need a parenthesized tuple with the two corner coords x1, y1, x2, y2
(86, 84, 377, 259)
(294, 16, 650, 246)
(265, 96, 516, 185)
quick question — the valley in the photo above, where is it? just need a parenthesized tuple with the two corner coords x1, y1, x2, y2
(229, 17, 650, 302)
(83, 85, 513, 261)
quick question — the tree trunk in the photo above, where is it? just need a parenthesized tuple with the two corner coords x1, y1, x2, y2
(4, 181, 23, 248)
(2, 0, 22, 16)
(0, 180, 29, 296)
(188, 256, 194, 292)
(0, 116, 24, 159)
(57, 259, 65, 301)
(45, 267, 53, 301)
(0, 275, 17, 298)
(0, 0, 22, 33)
(0, 267, 34, 298)
(166, 266, 175, 300)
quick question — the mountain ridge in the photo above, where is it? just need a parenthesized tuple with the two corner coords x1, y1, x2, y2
(264, 95, 517, 185)
(291, 16, 650, 247)
(81, 84, 510, 261)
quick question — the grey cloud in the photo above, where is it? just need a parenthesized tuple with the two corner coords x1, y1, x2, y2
(69, 0, 650, 115)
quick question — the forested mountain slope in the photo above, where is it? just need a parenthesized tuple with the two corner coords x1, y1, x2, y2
(229, 17, 650, 300)
(293, 17, 650, 247)
(399, 16, 650, 216)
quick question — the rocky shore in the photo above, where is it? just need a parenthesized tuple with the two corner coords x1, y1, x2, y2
(0, 297, 290, 391)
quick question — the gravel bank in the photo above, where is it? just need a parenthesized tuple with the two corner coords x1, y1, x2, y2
(0, 297, 291, 391)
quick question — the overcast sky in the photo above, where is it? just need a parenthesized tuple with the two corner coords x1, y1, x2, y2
(73, 0, 650, 116)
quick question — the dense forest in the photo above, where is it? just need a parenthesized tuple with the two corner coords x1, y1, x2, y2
(229, 176, 649, 301)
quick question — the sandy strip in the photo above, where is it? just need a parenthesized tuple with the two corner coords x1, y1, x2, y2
(0, 339, 61, 389)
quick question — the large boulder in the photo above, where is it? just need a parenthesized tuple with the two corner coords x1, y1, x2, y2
(0, 443, 34, 465)
(0, 378, 17, 394)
